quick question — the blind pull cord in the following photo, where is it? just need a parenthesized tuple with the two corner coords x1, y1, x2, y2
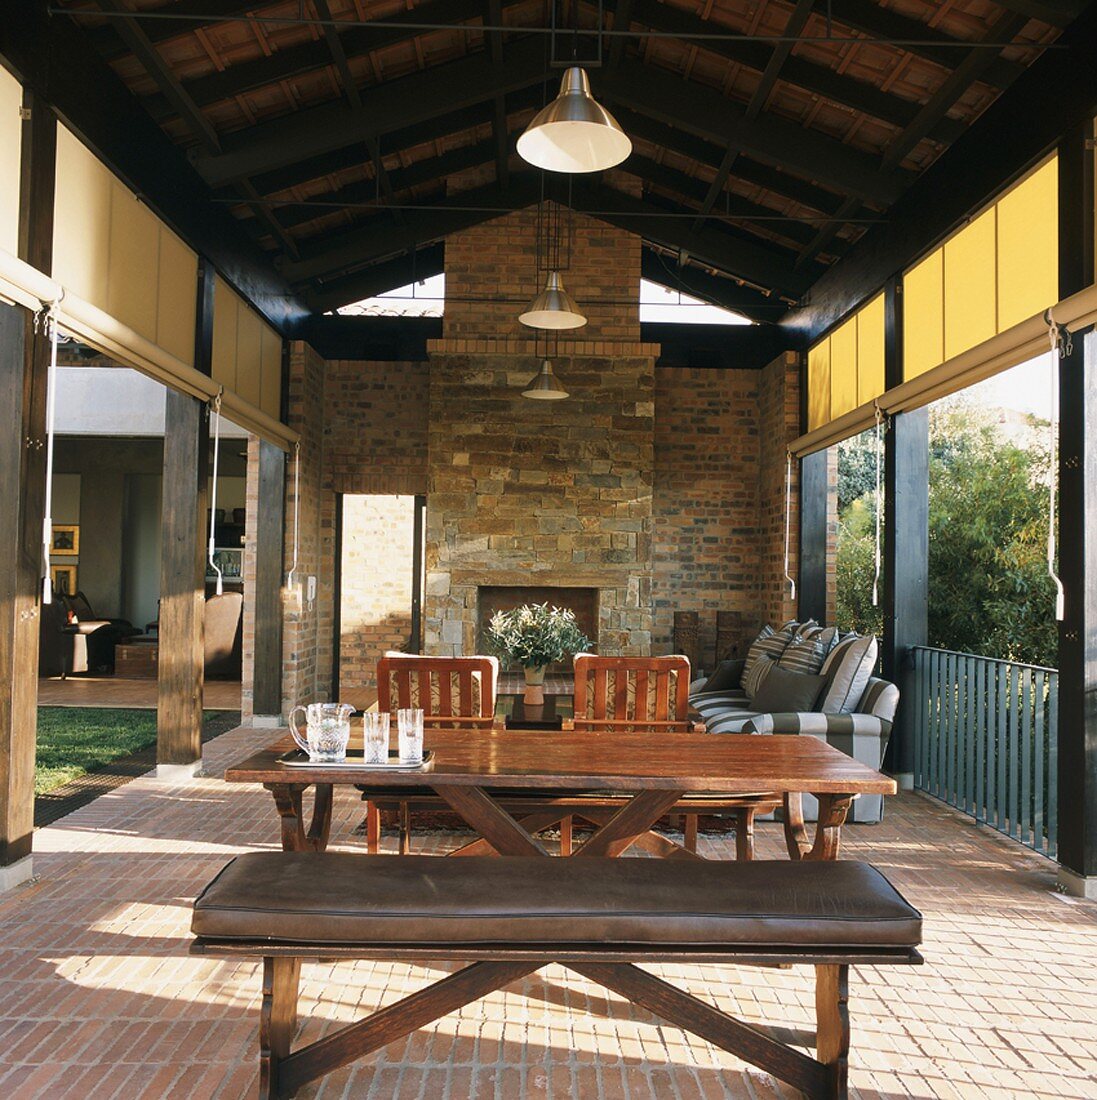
(1045, 309, 1067, 621)
(207, 390, 224, 596)
(783, 451, 796, 603)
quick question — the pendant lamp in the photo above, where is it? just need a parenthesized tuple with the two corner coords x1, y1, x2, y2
(519, 271, 586, 329)
(517, 67, 631, 174)
(522, 358, 569, 400)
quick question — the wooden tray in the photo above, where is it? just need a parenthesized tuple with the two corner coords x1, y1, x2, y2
(277, 749, 435, 771)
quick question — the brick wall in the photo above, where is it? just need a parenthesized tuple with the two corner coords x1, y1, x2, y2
(241, 434, 259, 722)
(324, 360, 429, 495)
(338, 494, 417, 705)
(757, 351, 802, 630)
(282, 341, 331, 714)
(443, 204, 641, 343)
(652, 366, 761, 670)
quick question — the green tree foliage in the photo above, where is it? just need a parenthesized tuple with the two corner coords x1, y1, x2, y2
(834, 402, 1057, 667)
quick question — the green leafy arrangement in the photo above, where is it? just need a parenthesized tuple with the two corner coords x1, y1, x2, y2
(485, 603, 593, 669)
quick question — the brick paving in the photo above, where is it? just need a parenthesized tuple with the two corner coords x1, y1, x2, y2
(2, 722, 1096, 1099)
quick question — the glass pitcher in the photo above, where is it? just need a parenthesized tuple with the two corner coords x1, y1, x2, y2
(289, 702, 355, 763)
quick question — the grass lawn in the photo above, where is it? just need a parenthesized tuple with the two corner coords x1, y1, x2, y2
(34, 708, 230, 795)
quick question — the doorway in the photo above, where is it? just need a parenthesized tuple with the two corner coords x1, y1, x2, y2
(334, 493, 425, 708)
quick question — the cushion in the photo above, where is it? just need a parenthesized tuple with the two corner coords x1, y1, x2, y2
(750, 665, 827, 715)
(700, 659, 744, 694)
(777, 626, 838, 676)
(193, 853, 922, 949)
(742, 623, 798, 683)
(742, 654, 776, 701)
(819, 634, 878, 714)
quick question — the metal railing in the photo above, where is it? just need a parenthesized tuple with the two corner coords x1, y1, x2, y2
(911, 646, 1058, 859)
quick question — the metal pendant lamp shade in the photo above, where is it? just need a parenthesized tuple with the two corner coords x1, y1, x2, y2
(518, 270, 587, 329)
(517, 67, 632, 174)
(522, 358, 569, 400)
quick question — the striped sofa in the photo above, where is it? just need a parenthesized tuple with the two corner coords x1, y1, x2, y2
(690, 663, 899, 824)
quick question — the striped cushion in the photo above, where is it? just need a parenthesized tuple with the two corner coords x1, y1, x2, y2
(743, 712, 893, 736)
(742, 622, 798, 683)
(705, 708, 764, 735)
(819, 634, 878, 714)
(742, 654, 776, 701)
(777, 626, 838, 676)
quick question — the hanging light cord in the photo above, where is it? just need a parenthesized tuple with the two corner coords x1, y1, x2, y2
(1045, 309, 1068, 621)
(39, 294, 64, 605)
(207, 390, 224, 596)
(286, 441, 301, 592)
(872, 403, 884, 608)
(783, 451, 796, 602)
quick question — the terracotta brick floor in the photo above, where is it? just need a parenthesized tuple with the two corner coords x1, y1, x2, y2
(2, 723, 1096, 1099)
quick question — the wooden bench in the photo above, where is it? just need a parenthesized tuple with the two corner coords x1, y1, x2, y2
(191, 853, 923, 1099)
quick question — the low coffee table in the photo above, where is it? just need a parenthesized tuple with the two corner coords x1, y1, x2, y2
(499, 694, 572, 730)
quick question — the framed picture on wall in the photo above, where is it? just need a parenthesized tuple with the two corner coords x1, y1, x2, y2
(51, 525, 79, 555)
(51, 564, 77, 596)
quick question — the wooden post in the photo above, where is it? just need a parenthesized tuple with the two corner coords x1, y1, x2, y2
(881, 277, 928, 784)
(252, 439, 286, 718)
(156, 261, 213, 771)
(1056, 120, 1097, 897)
(798, 448, 829, 624)
(0, 91, 55, 890)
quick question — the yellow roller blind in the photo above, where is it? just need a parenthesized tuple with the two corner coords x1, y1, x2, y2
(806, 293, 887, 432)
(903, 155, 1057, 380)
(212, 275, 283, 419)
(53, 126, 198, 368)
(0, 68, 21, 258)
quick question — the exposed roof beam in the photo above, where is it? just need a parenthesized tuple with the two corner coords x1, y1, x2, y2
(599, 61, 912, 205)
(90, 0, 269, 57)
(979, 0, 1086, 28)
(0, 2, 307, 332)
(255, 133, 523, 232)
(779, 1, 1097, 345)
(614, 108, 846, 216)
(312, 0, 399, 213)
(572, 182, 816, 297)
(623, 155, 819, 250)
(93, 0, 302, 259)
(135, 0, 522, 116)
(485, 0, 510, 188)
(818, 0, 1026, 86)
(282, 178, 542, 283)
(628, 0, 965, 144)
(192, 36, 548, 187)
(693, 0, 812, 234)
(306, 244, 446, 312)
(795, 8, 1029, 267)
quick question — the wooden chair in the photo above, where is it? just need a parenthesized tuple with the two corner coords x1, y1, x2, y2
(555, 654, 708, 853)
(361, 654, 498, 853)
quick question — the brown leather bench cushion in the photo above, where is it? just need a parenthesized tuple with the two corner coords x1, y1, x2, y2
(193, 854, 921, 950)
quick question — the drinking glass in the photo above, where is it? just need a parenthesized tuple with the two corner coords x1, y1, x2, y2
(363, 712, 390, 765)
(397, 708, 424, 765)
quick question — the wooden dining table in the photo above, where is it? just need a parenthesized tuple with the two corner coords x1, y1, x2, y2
(225, 727, 897, 861)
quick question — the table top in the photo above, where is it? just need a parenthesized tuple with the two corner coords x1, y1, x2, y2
(225, 728, 897, 795)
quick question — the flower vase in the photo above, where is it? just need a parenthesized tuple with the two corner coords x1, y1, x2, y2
(523, 665, 546, 706)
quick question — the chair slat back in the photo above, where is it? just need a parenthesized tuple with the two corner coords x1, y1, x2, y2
(572, 655, 692, 732)
(376, 654, 498, 729)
